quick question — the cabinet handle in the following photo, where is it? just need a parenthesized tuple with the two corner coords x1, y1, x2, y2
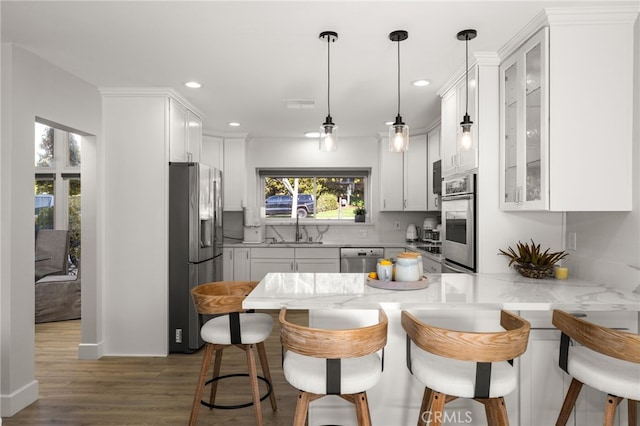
(291, 262, 295, 271)
(404, 200, 407, 208)
(434, 196, 439, 208)
(246, 251, 249, 260)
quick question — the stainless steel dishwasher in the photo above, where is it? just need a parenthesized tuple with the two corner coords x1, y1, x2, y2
(339, 247, 384, 273)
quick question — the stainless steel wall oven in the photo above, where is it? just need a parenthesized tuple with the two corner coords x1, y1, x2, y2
(441, 173, 476, 273)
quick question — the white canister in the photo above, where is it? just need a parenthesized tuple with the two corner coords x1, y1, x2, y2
(395, 253, 421, 282)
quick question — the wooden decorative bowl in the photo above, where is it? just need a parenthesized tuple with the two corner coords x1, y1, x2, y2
(514, 265, 554, 279)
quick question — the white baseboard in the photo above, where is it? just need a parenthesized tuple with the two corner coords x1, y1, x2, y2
(78, 341, 104, 360)
(0, 379, 38, 417)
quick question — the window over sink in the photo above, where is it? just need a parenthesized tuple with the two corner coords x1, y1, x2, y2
(259, 169, 369, 222)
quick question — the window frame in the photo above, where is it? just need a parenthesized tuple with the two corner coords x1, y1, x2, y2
(258, 168, 371, 224)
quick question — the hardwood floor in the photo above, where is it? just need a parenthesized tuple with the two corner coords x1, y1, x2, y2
(2, 311, 307, 425)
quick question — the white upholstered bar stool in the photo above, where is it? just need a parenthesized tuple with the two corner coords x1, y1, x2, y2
(189, 281, 277, 426)
(552, 309, 640, 426)
(279, 308, 388, 426)
(402, 310, 531, 426)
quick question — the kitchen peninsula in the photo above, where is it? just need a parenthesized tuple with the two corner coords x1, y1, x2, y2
(244, 272, 640, 426)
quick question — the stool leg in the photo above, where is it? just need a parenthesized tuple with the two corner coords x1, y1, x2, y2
(429, 391, 447, 426)
(293, 391, 311, 426)
(487, 397, 509, 426)
(256, 341, 278, 411)
(189, 343, 214, 426)
(354, 392, 372, 426)
(604, 395, 622, 426)
(629, 399, 637, 426)
(556, 378, 583, 426)
(208, 348, 224, 407)
(245, 343, 263, 426)
(418, 387, 434, 426)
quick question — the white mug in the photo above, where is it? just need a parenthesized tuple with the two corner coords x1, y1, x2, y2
(376, 263, 393, 282)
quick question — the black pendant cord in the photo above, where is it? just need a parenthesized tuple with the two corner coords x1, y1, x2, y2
(396, 39, 401, 117)
(465, 35, 469, 116)
(327, 36, 331, 118)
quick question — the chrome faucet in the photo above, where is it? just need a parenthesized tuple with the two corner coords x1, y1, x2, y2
(295, 213, 303, 242)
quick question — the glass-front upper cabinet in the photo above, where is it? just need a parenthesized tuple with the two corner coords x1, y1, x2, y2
(499, 27, 548, 210)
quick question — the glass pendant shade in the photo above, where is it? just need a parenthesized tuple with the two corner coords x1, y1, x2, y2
(457, 113, 474, 151)
(319, 116, 337, 152)
(388, 115, 409, 152)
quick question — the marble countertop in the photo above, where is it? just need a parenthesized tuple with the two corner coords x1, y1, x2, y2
(243, 272, 640, 312)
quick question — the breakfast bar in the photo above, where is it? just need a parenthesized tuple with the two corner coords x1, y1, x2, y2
(244, 272, 640, 426)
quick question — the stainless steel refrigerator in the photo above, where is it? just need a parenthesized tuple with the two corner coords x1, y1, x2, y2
(169, 162, 223, 353)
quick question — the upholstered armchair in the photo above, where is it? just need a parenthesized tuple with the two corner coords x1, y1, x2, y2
(35, 229, 69, 281)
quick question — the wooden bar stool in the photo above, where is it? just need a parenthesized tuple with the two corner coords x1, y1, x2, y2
(279, 308, 388, 426)
(189, 281, 277, 426)
(552, 309, 640, 426)
(401, 310, 530, 426)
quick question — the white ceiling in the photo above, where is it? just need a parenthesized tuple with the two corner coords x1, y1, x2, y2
(1, 1, 631, 140)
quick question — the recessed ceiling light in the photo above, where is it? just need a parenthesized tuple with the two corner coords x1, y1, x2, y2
(185, 81, 202, 88)
(228, 122, 240, 127)
(411, 79, 431, 87)
(305, 131, 320, 138)
(384, 121, 394, 126)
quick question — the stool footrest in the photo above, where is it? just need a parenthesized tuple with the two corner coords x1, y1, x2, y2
(201, 373, 273, 410)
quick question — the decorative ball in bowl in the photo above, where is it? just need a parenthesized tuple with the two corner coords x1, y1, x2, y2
(498, 239, 568, 279)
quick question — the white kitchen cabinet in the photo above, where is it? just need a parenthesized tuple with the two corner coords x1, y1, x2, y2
(222, 247, 251, 281)
(427, 126, 441, 211)
(499, 9, 635, 211)
(423, 255, 441, 273)
(169, 98, 203, 163)
(250, 247, 294, 281)
(186, 110, 202, 162)
(250, 247, 339, 281)
(202, 134, 223, 170)
(379, 134, 427, 211)
(499, 29, 547, 210)
(233, 247, 252, 281)
(223, 137, 247, 211)
(295, 247, 340, 273)
(440, 67, 478, 178)
(518, 311, 636, 425)
(223, 247, 251, 281)
(250, 258, 293, 281)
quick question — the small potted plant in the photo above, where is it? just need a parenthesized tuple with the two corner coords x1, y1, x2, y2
(353, 201, 366, 223)
(498, 239, 568, 279)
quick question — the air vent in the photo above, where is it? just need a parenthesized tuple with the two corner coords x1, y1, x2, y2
(283, 99, 315, 109)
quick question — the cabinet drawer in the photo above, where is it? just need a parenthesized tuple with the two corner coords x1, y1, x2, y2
(295, 247, 339, 259)
(250, 247, 294, 259)
(520, 310, 637, 330)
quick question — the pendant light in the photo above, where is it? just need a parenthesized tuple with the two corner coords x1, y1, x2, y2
(456, 29, 477, 151)
(319, 31, 338, 152)
(388, 30, 409, 152)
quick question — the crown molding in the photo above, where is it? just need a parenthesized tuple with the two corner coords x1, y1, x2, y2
(498, 6, 639, 63)
(98, 87, 205, 119)
(437, 52, 499, 97)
